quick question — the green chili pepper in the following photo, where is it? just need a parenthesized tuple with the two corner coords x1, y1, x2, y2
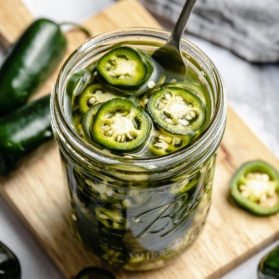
(75, 266, 116, 279)
(82, 103, 102, 144)
(97, 46, 154, 92)
(147, 86, 206, 136)
(0, 94, 53, 175)
(92, 98, 151, 151)
(229, 160, 279, 216)
(0, 241, 21, 279)
(149, 128, 192, 156)
(78, 83, 115, 114)
(258, 245, 279, 279)
(0, 18, 90, 116)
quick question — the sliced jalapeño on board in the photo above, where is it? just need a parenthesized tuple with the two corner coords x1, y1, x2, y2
(229, 160, 279, 216)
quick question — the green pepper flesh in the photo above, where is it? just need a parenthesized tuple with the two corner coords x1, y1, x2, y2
(78, 83, 116, 114)
(147, 86, 206, 135)
(92, 98, 151, 151)
(97, 46, 153, 90)
(229, 160, 279, 216)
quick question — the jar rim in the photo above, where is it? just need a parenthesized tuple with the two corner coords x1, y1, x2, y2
(51, 27, 227, 171)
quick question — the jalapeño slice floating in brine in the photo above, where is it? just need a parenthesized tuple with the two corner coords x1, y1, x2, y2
(97, 46, 153, 90)
(147, 86, 206, 135)
(91, 98, 151, 151)
(78, 83, 116, 114)
(149, 128, 192, 156)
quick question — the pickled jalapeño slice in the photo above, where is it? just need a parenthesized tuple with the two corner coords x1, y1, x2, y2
(73, 112, 85, 139)
(147, 86, 206, 135)
(92, 98, 151, 151)
(97, 46, 153, 89)
(82, 103, 102, 144)
(95, 207, 129, 230)
(149, 128, 192, 156)
(78, 83, 115, 114)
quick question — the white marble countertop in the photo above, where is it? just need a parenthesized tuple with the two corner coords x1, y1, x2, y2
(0, 0, 278, 278)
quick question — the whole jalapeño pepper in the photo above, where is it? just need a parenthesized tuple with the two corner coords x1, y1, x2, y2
(0, 18, 91, 116)
(0, 94, 53, 175)
(0, 18, 67, 116)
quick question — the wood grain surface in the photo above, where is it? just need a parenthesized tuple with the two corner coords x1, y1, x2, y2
(0, 0, 278, 278)
(0, 0, 33, 48)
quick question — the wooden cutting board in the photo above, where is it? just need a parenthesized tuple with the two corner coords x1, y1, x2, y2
(0, 0, 278, 278)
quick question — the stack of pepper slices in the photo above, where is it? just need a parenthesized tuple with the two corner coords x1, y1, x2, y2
(68, 46, 206, 156)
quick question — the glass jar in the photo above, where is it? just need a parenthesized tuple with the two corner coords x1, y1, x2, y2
(50, 27, 227, 271)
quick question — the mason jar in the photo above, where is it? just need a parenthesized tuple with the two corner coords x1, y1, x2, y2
(50, 27, 227, 271)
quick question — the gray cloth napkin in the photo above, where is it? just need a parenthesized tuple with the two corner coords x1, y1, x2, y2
(140, 0, 279, 63)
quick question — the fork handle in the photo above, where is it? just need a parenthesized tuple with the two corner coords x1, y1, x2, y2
(168, 0, 197, 49)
